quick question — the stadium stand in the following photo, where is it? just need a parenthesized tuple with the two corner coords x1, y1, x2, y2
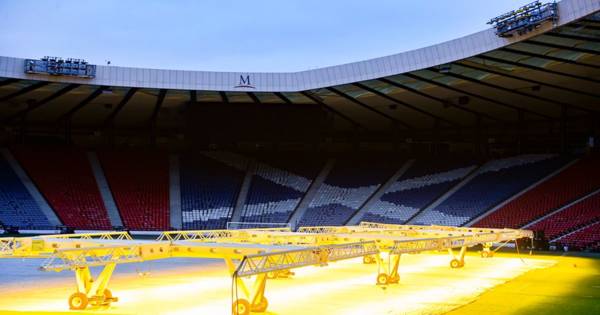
(180, 153, 245, 230)
(415, 155, 568, 226)
(475, 154, 600, 229)
(0, 153, 52, 229)
(241, 156, 323, 223)
(12, 147, 111, 230)
(528, 190, 600, 240)
(98, 151, 170, 230)
(554, 221, 600, 250)
(297, 158, 399, 227)
(362, 159, 477, 224)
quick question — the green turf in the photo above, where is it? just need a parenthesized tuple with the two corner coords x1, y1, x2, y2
(445, 252, 600, 315)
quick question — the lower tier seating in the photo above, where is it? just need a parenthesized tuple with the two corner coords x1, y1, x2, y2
(476, 154, 600, 228)
(180, 154, 245, 230)
(12, 147, 111, 230)
(529, 191, 600, 240)
(0, 154, 51, 229)
(415, 155, 567, 226)
(363, 159, 477, 224)
(555, 221, 600, 250)
(298, 158, 399, 226)
(99, 151, 170, 230)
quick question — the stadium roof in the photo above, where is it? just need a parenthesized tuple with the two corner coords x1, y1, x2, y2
(0, 0, 598, 142)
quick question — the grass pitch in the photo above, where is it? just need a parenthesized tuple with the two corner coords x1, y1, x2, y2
(446, 251, 600, 315)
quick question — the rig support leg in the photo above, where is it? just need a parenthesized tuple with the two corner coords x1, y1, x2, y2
(227, 258, 270, 315)
(70, 263, 118, 310)
(481, 242, 494, 258)
(448, 246, 467, 269)
(376, 252, 401, 285)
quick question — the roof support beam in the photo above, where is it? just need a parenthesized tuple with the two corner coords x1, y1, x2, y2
(352, 82, 459, 127)
(149, 89, 167, 126)
(499, 47, 600, 70)
(58, 86, 107, 121)
(476, 54, 600, 85)
(247, 92, 261, 104)
(0, 81, 49, 103)
(430, 68, 590, 116)
(545, 32, 600, 44)
(379, 78, 503, 123)
(102, 88, 139, 127)
(568, 23, 600, 31)
(458, 60, 600, 99)
(327, 87, 412, 129)
(525, 39, 600, 56)
(0, 79, 19, 88)
(300, 91, 365, 129)
(274, 92, 292, 104)
(4, 84, 80, 123)
(219, 91, 229, 103)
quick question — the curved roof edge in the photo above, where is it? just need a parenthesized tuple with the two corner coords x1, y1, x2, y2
(0, 0, 598, 92)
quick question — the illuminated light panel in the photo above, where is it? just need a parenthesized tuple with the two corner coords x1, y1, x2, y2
(0, 254, 555, 315)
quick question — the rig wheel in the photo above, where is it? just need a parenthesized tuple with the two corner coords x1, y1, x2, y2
(376, 273, 389, 285)
(232, 299, 250, 315)
(450, 259, 463, 269)
(363, 255, 375, 264)
(252, 297, 269, 312)
(69, 292, 89, 310)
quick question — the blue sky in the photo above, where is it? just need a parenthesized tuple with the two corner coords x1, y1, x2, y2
(0, 0, 533, 72)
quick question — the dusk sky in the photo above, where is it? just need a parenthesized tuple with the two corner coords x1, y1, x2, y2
(0, 0, 533, 72)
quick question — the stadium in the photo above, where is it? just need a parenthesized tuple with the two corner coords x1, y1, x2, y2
(0, 0, 599, 314)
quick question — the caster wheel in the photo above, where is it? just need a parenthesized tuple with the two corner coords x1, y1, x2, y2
(450, 259, 463, 269)
(68, 292, 89, 310)
(363, 256, 375, 264)
(376, 273, 389, 285)
(232, 299, 250, 315)
(252, 297, 269, 312)
(481, 251, 489, 258)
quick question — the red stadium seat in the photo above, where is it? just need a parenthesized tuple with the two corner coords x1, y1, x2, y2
(98, 151, 170, 230)
(12, 147, 111, 230)
(475, 154, 600, 229)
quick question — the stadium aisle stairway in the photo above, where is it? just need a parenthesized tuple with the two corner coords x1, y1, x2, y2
(180, 153, 246, 230)
(0, 153, 52, 229)
(12, 147, 111, 229)
(362, 159, 476, 224)
(475, 154, 600, 229)
(415, 155, 568, 226)
(297, 158, 399, 227)
(98, 151, 169, 230)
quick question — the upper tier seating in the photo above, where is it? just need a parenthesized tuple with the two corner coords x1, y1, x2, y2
(0, 154, 51, 229)
(529, 191, 600, 240)
(415, 155, 567, 226)
(297, 158, 398, 227)
(555, 221, 600, 250)
(12, 148, 111, 229)
(180, 153, 246, 230)
(475, 154, 600, 228)
(241, 157, 323, 223)
(362, 159, 476, 224)
(98, 151, 169, 230)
